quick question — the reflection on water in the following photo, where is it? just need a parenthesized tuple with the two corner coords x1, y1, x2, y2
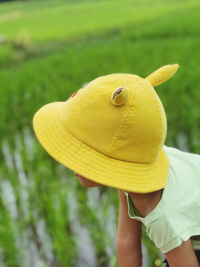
(0, 127, 152, 266)
(66, 181, 97, 267)
(1, 180, 17, 220)
(1, 129, 54, 266)
(87, 188, 116, 266)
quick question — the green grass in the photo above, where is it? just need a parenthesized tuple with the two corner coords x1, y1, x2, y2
(0, 0, 200, 69)
(0, 0, 199, 43)
(1, 0, 200, 266)
(1, 32, 200, 150)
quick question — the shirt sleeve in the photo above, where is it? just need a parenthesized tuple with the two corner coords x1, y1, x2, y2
(146, 214, 181, 253)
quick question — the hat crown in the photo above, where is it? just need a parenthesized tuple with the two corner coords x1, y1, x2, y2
(61, 73, 167, 163)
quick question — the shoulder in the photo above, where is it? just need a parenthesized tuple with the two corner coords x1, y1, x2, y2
(164, 145, 200, 161)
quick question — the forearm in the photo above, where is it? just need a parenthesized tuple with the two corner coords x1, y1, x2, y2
(116, 239, 142, 267)
(164, 239, 200, 267)
(166, 255, 200, 267)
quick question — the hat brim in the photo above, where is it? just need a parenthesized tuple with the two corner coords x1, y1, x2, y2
(33, 101, 170, 193)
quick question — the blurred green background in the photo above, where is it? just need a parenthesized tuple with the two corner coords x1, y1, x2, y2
(0, 0, 200, 266)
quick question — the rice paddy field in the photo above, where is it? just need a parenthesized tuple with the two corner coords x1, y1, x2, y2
(0, 0, 200, 266)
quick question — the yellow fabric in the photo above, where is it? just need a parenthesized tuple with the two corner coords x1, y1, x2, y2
(33, 64, 179, 193)
(146, 64, 179, 87)
(111, 86, 129, 106)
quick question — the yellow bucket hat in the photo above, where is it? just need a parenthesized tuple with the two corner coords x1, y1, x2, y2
(33, 64, 179, 193)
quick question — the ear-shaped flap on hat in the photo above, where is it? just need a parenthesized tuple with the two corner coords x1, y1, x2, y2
(111, 86, 129, 106)
(145, 64, 179, 87)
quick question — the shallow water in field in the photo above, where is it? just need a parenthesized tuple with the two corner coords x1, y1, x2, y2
(0, 127, 165, 267)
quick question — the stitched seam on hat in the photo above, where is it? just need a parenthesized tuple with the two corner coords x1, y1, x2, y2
(108, 104, 131, 153)
(151, 87, 165, 157)
(145, 80, 164, 161)
(108, 81, 163, 162)
(131, 79, 162, 162)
